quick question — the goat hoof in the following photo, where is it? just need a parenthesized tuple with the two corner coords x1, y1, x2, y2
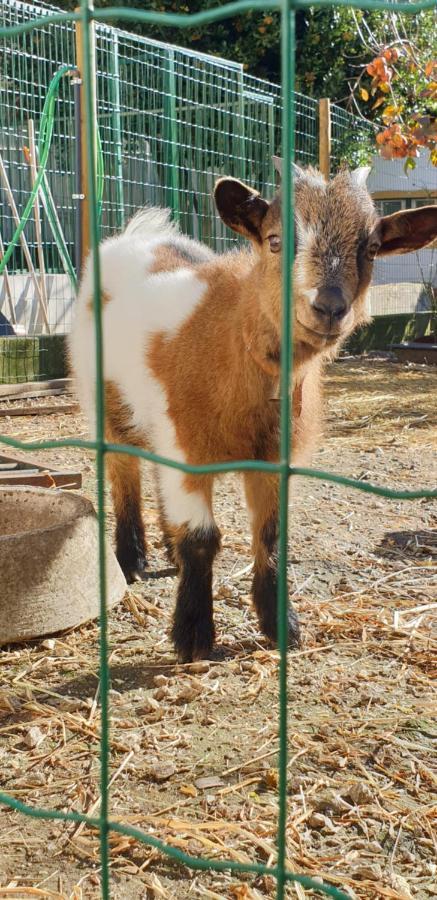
(122, 556, 148, 584)
(287, 607, 301, 649)
(173, 622, 215, 664)
(258, 605, 301, 650)
(176, 643, 214, 664)
(128, 569, 145, 583)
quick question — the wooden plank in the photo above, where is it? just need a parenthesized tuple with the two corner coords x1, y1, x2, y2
(0, 470, 82, 488)
(0, 378, 72, 400)
(0, 402, 79, 418)
(371, 190, 437, 200)
(0, 451, 82, 489)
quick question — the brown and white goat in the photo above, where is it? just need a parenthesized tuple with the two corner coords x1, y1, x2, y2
(70, 164, 437, 662)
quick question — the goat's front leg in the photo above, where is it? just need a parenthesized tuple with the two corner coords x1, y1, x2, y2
(107, 451, 147, 582)
(157, 470, 220, 662)
(244, 473, 301, 648)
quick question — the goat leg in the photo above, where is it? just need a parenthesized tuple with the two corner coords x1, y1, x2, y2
(245, 473, 301, 649)
(171, 525, 221, 663)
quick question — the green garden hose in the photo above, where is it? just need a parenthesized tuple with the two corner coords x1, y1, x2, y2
(0, 64, 105, 289)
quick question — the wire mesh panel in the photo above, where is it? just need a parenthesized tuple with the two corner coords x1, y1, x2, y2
(1, 0, 394, 380)
(95, 32, 281, 252)
(330, 101, 374, 170)
(0, 0, 76, 348)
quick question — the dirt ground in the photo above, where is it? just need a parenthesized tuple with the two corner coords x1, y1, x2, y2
(0, 358, 436, 900)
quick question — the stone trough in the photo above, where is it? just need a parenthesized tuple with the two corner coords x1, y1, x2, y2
(0, 486, 126, 646)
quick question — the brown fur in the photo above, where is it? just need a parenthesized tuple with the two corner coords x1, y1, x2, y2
(104, 381, 148, 579)
(86, 289, 111, 315)
(149, 244, 198, 274)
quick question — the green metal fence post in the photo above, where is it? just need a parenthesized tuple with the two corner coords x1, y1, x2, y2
(79, 0, 110, 896)
(276, 0, 295, 896)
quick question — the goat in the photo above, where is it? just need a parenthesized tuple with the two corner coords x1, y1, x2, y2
(69, 163, 437, 662)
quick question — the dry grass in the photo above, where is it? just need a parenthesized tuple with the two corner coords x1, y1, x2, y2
(0, 358, 436, 900)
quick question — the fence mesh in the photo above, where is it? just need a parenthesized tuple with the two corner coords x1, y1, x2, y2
(1, 1, 437, 899)
(1, 0, 387, 379)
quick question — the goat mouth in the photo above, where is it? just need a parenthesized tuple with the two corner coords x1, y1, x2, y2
(296, 318, 339, 340)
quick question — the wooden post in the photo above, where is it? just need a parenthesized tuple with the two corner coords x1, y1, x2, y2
(74, 4, 97, 273)
(318, 98, 331, 180)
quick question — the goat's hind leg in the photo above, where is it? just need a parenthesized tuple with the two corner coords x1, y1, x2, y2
(107, 451, 147, 582)
(244, 473, 300, 648)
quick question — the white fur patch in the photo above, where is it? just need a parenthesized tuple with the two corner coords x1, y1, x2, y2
(295, 214, 316, 251)
(69, 218, 214, 532)
(304, 288, 318, 306)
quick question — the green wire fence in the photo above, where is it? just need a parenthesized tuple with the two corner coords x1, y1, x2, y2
(0, 1, 436, 899)
(0, 0, 374, 367)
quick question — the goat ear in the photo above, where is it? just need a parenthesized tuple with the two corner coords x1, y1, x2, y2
(214, 178, 269, 242)
(272, 155, 283, 176)
(377, 205, 437, 256)
(351, 166, 371, 188)
(272, 156, 304, 180)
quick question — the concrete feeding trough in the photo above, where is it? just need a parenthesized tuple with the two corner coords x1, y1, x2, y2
(0, 486, 126, 646)
(392, 341, 437, 366)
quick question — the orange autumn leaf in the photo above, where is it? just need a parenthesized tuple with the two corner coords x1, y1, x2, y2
(424, 60, 437, 77)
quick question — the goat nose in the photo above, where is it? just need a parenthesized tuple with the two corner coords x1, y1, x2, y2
(313, 290, 347, 322)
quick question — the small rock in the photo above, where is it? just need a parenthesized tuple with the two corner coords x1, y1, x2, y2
(29, 771, 46, 786)
(150, 762, 176, 782)
(175, 681, 204, 703)
(308, 812, 336, 833)
(314, 791, 350, 815)
(194, 775, 224, 790)
(153, 675, 168, 687)
(390, 873, 413, 898)
(139, 695, 160, 713)
(347, 782, 374, 805)
(41, 639, 56, 651)
(153, 687, 169, 701)
(24, 726, 44, 749)
(352, 863, 382, 881)
(122, 735, 141, 752)
(189, 661, 209, 674)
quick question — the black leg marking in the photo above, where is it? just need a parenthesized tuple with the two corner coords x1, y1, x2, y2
(252, 517, 301, 649)
(116, 499, 147, 583)
(154, 469, 179, 569)
(171, 526, 221, 663)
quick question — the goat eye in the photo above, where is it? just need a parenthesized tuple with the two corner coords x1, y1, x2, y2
(268, 234, 281, 253)
(367, 241, 380, 259)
